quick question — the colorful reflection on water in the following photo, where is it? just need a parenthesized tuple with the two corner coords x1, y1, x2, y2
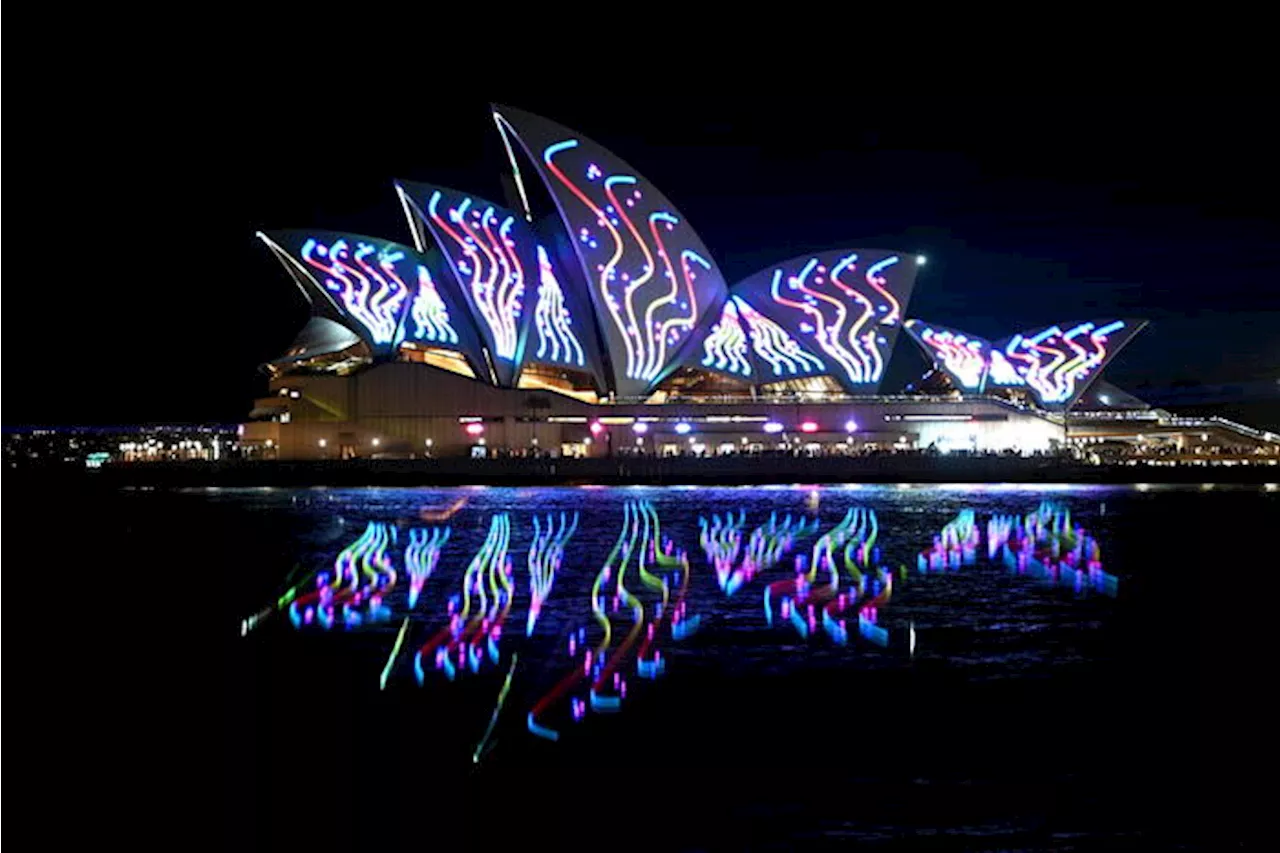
(240, 490, 1124, 759)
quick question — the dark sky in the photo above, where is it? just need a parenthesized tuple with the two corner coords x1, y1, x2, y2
(5, 77, 1277, 426)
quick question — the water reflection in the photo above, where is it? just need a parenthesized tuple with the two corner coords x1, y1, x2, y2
(987, 501, 1118, 596)
(242, 490, 1123, 755)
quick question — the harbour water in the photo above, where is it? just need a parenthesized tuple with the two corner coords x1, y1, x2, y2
(31, 483, 1272, 848)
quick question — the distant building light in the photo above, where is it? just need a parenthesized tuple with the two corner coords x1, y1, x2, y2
(763, 421, 784, 434)
(800, 421, 819, 434)
(632, 422, 649, 434)
(674, 422, 692, 435)
(465, 423, 485, 437)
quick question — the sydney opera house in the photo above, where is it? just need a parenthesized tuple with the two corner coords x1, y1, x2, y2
(242, 106, 1275, 461)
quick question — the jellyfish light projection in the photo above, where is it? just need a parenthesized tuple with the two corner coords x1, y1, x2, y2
(731, 250, 920, 394)
(256, 229, 486, 375)
(493, 106, 731, 399)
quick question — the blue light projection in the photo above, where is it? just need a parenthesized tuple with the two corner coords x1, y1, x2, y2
(260, 230, 482, 361)
(731, 296, 826, 378)
(700, 300, 753, 377)
(532, 246, 586, 367)
(996, 321, 1142, 408)
(904, 318, 1146, 409)
(904, 320, 992, 391)
(730, 249, 919, 393)
(396, 183, 541, 386)
(301, 238, 409, 347)
(493, 106, 730, 398)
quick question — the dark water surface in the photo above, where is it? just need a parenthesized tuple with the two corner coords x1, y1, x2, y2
(19, 483, 1273, 849)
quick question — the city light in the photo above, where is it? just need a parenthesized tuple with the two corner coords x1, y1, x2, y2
(844, 419, 858, 432)
(425, 438, 434, 447)
(674, 422, 692, 435)
(318, 438, 327, 448)
(632, 423, 649, 435)
(589, 421, 603, 436)
(465, 423, 485, 437)
(763, 421, 784, 434)
(372, 437, 380, 446)
(800, 421, 819, 433)
(916, 255, 927, 265)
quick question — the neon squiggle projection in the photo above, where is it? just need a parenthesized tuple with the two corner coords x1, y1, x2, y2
(527, 511, 579, 635)
(907, 323, 989, 390)
(426, 191, 526, 361)
(731, 296, 826, 377)
(405, 526, 450, 609)
(492, 107, 731, 398)
(700, 301, 752, 377)
(731, 249, 918, 392)
(1001, 321, 1129, 405)
(532, 246, 586, 366)
(905, 317, 1145, 407)
(408, 267, 459, 345)
(300, 239, 409, 346)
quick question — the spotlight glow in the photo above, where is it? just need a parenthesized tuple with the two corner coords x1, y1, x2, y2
(800, 421, 819, 434)
(674, 422, 692, 435)
(763, 421, 785, 434)
(632, 422, 649, 435)
(465, 423, 485, 436)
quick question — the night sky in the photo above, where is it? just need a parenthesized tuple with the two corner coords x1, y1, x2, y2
(7, 88, 1277, 427)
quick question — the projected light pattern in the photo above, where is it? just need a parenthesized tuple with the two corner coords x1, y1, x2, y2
(904, 317, 1143, 408)
(731, 249, 917, 392)
(406, 526, 450, 609)
(407, 267, 459, 345)
(426, 191, 526, 361)
(988, 502, 1117, 596)
(300, 238, 410, 346)
(527, 511, 579, 635)
(493, 107, 731, 397)
(700, 300, 753, 377)
(731, 296, 826, 377)
(909, 323, 989, 390)
(532, 246, 586, 366)
(1001, 321, 1129, 406)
